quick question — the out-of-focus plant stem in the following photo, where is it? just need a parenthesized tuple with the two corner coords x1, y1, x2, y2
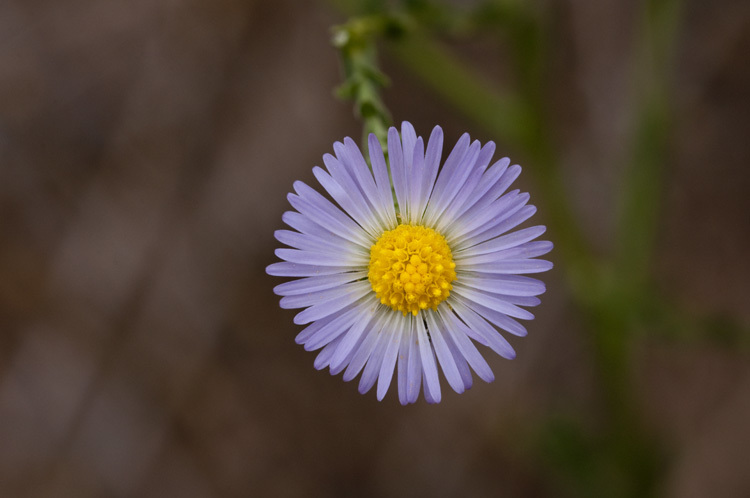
(615, 0, 682, 301)
(332, 16, 394, 150)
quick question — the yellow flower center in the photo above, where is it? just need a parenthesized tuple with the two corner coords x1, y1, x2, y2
(368, 224, 457, 316)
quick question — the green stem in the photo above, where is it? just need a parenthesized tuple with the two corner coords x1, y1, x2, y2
(614, 0, 682, 299)
(332, 16, 394, 149)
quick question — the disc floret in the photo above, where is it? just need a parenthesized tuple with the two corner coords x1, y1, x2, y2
(368, 224, 456, 316)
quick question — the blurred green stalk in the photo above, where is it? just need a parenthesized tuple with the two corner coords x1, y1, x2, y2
(615, 0, 681, 300)
(332, 16, 393, 149)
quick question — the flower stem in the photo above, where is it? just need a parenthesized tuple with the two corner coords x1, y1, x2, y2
(332, 16, 394, 150)
(614, 0, 682, 300)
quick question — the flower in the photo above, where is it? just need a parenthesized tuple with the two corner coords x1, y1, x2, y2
(267, 122, 552, 404)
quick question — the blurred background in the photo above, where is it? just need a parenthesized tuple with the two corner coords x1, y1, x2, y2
(1, 0, 749, 496)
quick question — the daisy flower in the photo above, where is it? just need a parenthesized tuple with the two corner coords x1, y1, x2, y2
(267, 122, 552, 404)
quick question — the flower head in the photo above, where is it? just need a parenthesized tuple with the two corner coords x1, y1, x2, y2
(267, 122, 552, 404)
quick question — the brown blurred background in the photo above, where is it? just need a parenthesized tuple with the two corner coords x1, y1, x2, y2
(1, 0, 749, 496)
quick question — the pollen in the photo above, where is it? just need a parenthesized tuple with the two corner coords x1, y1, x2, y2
(368, 224, 457, 316)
